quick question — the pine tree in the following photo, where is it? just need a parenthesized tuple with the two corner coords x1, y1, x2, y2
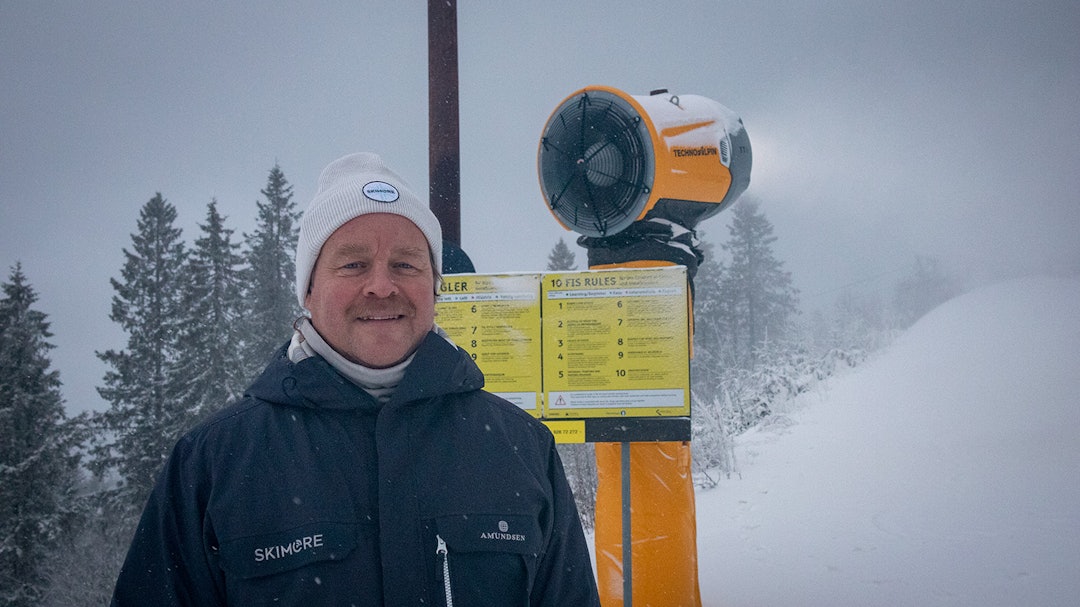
(93, 193, 187, 509)
(545, 237, 578, 271)
(689, 237, 731, 388)
(241, 164, 301, 378)
(0, 264, 81, 606)
(169, 200, 246, 422)
(718, 198, 799, 368)
(893, 255, 958, 328)
(827, 288, 891, 353)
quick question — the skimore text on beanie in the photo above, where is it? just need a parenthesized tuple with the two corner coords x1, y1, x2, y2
(295, 152, 443, 308)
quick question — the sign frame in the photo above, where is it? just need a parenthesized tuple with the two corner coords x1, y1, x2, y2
(436, 267, 692, 442)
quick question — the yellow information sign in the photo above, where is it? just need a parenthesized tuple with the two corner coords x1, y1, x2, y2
(436, 273, 542, 415)
(436, 267, 691, 434)
(541, 267, 690, 418)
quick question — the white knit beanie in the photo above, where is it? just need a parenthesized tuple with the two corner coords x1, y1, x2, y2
(295, 152, 443, 308)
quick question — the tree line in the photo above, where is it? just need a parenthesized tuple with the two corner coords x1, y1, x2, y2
(549, 198, 804, 526)
(2, 168, 959, 604)
(2, 164, 301, 605)
(549, 198, 959, 524)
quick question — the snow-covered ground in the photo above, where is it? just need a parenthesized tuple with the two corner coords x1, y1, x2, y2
(695, 276, 1080, 606)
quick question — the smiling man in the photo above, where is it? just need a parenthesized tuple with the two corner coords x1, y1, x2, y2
(110, 153, 600, 606)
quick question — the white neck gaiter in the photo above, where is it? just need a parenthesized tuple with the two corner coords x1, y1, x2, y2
(288, 317, 411, 404)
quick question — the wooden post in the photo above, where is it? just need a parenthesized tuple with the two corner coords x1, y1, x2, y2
(427, 0, 461, 246)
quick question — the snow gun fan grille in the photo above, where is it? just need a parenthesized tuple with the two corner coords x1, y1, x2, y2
(538, 89, 655, 238)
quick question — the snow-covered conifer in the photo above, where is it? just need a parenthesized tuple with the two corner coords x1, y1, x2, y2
(169, 199, 246, 421)
(0, 264, 81, 606)
(893, 255, 959, 327)
(240, 164, 300, 379)
(546, 237, 578, 272)
(719, 198, 799, 368)
(93, 193, 187, 508)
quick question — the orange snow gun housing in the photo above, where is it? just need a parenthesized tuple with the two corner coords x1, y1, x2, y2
(538, 85, 752, 239)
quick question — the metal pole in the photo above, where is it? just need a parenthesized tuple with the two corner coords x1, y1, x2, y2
(622, 441, 633, 607)
(427, 0, 461, 246)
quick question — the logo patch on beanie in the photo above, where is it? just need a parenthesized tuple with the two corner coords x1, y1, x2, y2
(363, 181, 400, 203)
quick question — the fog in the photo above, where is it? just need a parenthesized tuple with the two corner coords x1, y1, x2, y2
(2, 1, 1077, 413)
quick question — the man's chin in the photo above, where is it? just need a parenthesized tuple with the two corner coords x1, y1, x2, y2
(342, 339, 416, 369)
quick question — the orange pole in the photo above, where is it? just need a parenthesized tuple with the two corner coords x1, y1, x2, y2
(595, 441, 702, 606)
(593, 260, 702, 607)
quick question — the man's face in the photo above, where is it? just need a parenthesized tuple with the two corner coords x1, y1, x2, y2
(305, 213, 436, 368)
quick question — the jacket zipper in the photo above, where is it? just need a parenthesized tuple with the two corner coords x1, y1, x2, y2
(436, 534, 454, 607)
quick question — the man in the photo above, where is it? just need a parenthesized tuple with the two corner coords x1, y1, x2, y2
(111, 152, 600, 606)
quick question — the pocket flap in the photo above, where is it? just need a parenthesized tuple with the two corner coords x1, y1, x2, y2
(436, 513, 542, 555)
(218, 521, 357, 579)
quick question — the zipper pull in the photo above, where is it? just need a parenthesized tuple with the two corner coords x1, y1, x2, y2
(436, 534, 448, 556)
(436, 534, 453, 606)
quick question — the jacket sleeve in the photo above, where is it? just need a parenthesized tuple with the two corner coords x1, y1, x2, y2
(531, 441, 601, 607)
(111, 433, 225, 606)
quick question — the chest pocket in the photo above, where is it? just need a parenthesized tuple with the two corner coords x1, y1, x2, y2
(433, 513, 544, 606)
(218, 521, 357, 578)
(216, 521, 372, 606)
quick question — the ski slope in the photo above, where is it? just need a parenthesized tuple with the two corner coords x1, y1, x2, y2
(695, 276, 1080, 606)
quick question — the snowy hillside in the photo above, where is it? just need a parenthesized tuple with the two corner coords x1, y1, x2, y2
(695, 276, 1080, 606)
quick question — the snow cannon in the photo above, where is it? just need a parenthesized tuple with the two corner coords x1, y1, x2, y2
(538, 86, 749, 605)
(537, 86, 751, 240)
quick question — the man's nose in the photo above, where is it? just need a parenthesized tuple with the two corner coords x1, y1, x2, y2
(363, 264, 399, 298)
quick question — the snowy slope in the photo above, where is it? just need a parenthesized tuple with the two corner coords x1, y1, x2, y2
(695, 276, 1080, 606)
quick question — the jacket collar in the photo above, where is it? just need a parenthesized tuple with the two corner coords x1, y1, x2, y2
(246, 331, 485, 411)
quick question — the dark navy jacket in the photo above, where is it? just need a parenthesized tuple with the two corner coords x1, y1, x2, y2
(111, 332, 600, 606)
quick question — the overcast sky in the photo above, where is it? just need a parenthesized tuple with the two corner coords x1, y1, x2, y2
(3, 1, 1078, 414)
